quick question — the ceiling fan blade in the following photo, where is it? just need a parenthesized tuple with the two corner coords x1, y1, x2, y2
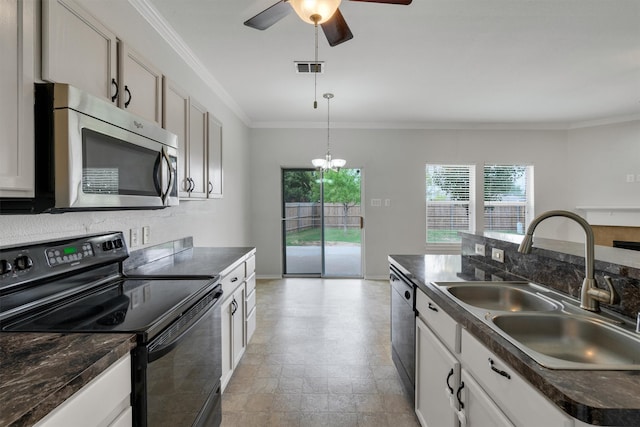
(244, 1, 292, 30)
(349, 0, 412, 4)
(321, 8, 353, 47)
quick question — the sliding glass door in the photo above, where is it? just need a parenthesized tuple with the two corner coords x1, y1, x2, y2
(282, 168, 362, 277)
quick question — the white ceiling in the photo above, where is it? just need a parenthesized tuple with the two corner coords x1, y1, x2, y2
(145, 0, 640, 128)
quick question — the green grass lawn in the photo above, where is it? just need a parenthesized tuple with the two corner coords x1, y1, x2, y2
(286, 227, 361, 245)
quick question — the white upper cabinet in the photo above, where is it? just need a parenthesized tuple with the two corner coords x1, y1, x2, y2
(207, 114, 223, 198)
(42, 0, 162, 124)
(187, 99, 208, 198)
(163, 78, 190, 198)
(118, 42, 163, 124)
(42, 0, 118, 102)
(0, 0, 35, 198)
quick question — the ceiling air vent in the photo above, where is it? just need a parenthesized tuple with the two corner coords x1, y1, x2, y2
(294, 61, 324, 74)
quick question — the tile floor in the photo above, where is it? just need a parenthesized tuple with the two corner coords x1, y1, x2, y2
(221, 278, 420, 427)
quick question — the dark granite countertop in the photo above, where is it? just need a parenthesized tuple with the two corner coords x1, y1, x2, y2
(389, 254, 640, 426)
(0, 333, 136, 427)
(124, 240, 255, 278)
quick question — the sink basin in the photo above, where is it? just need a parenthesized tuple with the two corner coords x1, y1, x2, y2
(444, 283, 560, 312)
(491, 313, 640, 370)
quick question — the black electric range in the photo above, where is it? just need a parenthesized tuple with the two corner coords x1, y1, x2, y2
(0, 232, 222, 427)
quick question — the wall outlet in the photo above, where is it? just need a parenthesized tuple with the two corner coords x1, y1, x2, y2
(142, 226, 150, 245)
(384, 199, 391, 207)
(491, 248, 505, 263)
(627, 174, 635, 183)
(474, 243, 486, 256)
(130, 228, 139, 248)
(371, 198, 381, 207)
(474, 268, 485, 280)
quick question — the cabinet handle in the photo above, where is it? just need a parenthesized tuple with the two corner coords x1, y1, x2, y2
(124, 85, 132, 108)
(445, 368, 454, 394)
(231, 277, 238, 283)
(404, 290, 411, 300)
(186, 178, 194, 192)
(231, 299, 237, 315)
(489, 358, 511, 379)
(208, 181, 213, 194)
(111, 78, 119, 102)
(428, 302, 439, 312)
(456, 381, 465, 409)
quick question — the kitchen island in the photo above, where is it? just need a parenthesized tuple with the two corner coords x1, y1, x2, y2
(390, 254, 640, 426)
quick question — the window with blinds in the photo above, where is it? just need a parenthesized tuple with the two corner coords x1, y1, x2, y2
(484, 164, 533, 235)
(426, 164, 474, 244)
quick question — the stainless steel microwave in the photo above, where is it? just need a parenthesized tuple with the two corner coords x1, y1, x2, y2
(1, 83, 178, 213)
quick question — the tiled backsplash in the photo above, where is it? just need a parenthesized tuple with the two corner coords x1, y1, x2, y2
(460, 232, 640, 320)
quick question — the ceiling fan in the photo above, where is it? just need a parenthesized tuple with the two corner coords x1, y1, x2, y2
(244, 0, 413, 47)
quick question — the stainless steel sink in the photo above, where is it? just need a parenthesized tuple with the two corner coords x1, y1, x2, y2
(445, 283, 559, 312)
(491, 313, 640, 370)
(433, 281, 640, 370)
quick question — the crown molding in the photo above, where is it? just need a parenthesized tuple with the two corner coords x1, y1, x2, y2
(127, 0, 251, 126)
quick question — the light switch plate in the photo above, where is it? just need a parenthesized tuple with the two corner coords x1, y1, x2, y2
(491, 248, 505, 263)
(130, 228, 139, 248)
(142, 226, 150, 245)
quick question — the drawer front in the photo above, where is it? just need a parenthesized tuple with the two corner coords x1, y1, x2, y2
(245, 254, 255, 276)
(246, 306, 256, 342)
(245, 272, 256, 295)
(460, 330, 572, 427)
(245, 287, 256, 314)
(222, 262, 245, 297)
(416, 289, 460, 353)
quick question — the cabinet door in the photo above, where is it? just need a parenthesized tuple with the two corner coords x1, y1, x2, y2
(118, 42, 162, 124)
(0, 0, 35, 197)
(42, 0, 117, 102)
(220, 296, 234, 392)
(162, 78, 190, 198)
(416, 317, 459, 427)
(460, 369, 513, 427)
(187, 99, 208, 198)
(206, 113, 223, 198)
(231, 285, 246, 368)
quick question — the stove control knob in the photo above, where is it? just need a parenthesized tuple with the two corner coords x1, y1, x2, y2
(0, 259, 13, 275)
(14, 255, 33, 271)
(102, 241, 114, 251)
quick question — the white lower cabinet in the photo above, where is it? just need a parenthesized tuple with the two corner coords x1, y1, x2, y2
(415, 316, 460, 427)
(459, 369, 513, 427)
(221, 283, 246, 391)
(460, 329, 573, 427)
(34, 354, 132, 427)
(415, 288, 574, 427)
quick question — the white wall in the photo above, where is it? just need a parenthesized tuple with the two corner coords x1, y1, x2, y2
(0, 0, 252, 248)
(568, 120, 640, 206)
(249, 127, 570, 279)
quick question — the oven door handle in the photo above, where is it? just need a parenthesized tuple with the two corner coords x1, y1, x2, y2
(148, 291, 222, 363)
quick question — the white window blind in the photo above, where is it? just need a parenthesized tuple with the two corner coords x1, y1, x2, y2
(426, 165, 474, 244)
(484, 164, 533, 235)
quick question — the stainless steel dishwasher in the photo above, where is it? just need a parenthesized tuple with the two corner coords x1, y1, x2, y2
(390, 264, 416, 404)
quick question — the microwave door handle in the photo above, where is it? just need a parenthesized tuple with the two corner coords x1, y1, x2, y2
(160, 147, 175, 205)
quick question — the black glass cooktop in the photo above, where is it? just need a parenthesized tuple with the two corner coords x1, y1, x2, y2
(4, 278, 216, 337)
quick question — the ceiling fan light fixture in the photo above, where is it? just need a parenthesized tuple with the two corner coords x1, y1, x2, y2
(289, 0, 341, 25)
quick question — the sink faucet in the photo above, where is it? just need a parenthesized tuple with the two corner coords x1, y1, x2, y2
(517, 210, 618, 312)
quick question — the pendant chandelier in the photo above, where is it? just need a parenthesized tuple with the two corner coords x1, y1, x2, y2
(312, 93, 346, 171)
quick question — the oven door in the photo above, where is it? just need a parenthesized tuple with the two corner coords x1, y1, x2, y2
(53, 107, 177, 210)
(134, 287, 222, 427)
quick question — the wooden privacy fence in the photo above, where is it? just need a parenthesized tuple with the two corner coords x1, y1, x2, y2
(427, 203, 526, 232)
(284, 203, 362, 233)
